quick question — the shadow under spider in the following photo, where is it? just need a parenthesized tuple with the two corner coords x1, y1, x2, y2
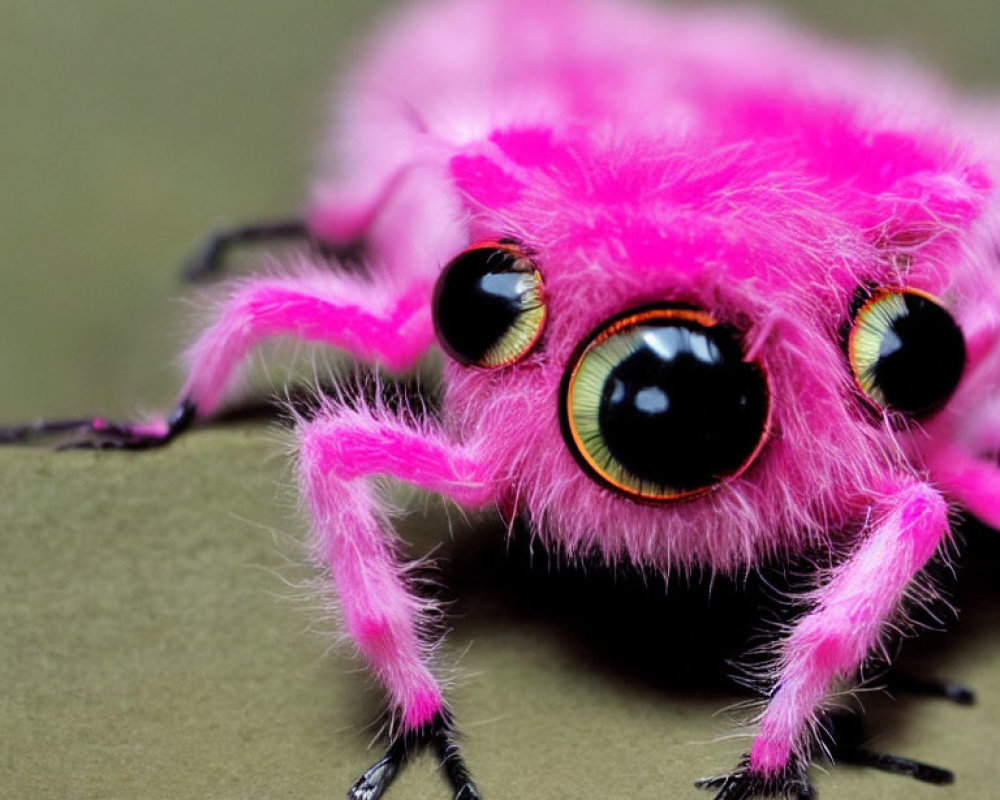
(227, 383, 1000, 707)
(436, 516, 1000, 707)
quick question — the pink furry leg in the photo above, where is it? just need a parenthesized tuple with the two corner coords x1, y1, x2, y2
(745, 481, 949, 787)
(24, 274, 436, 450)
(308, 166, 414, 245)
(182, 273, 435, 418)
(298, 408, 494, 799)
(927, 443, 1000, 530)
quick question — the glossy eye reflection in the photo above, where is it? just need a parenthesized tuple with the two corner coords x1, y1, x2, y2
(433, 242, 546, 368)
(848, 289, 965, 417)
(561, 305, 770, 502)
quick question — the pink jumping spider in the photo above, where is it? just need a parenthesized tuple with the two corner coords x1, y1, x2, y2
(7, 0, 1000, 797)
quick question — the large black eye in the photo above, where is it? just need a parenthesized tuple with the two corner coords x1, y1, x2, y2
(433, 242, 546, 368)
(848, 288, 965, 417)
(560, 305, 770, 502)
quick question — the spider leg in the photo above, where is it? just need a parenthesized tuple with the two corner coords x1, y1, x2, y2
(695, 756, 813, 800)
(698, 710, 954, 798)
(348, 731, 408, 800)
(883, 669, 974, 705)
(184, 149, 433, 284)
(927, 443, 1000, 530)
(298, 408, 494, 799)
(348, 711, 481, 800)
(710, 478, 949, 797)
(180, 274, 435, 417)
(181, 218, 312, 282)
(833, 747, 953, 784)
(307, 166, 412, 249)
(0, 399, 196, 450)
(5, 274, 435, 450)
(823, 714, 953, 784)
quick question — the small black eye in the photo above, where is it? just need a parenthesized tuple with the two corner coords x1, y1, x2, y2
(433, 242, 547, 367)
(848, 289, 965, 417)
(560, 305, 770, 502)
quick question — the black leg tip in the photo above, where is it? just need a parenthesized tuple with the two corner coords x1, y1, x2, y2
(694, 775, 727, 790)
(347, 754, 401, 800)
(346, 711, 482, 800)
(697, 756, 813, 800)
(826, 713, 956, 786)
(181, 242, 225, 283)
(49, 400, 197, 451)
(181, 218, 311, 283)
(453, 783, 482, 800)
(167, 398, 197, 436)
(943, 683, 976, 706)
(0, 425, 28, 443)
(886, 670, 976, 706)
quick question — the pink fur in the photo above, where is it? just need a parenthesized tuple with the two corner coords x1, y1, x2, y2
(298, 408, 494, 729)
(182, 273, 435, 416)
(751, 480, 949, 775)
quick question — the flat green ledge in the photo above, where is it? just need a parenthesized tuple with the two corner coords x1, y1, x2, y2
(3, 427, 999, 799)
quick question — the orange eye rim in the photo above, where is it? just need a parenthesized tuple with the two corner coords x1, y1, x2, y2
(559, 303, 773, 504)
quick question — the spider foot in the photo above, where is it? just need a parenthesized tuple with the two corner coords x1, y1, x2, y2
(696, 756, 813, 800)
(1, 399, 196, 450)
(181, 218, 309, 282)
(348, 741, 406, 800)
(885, 669, 975, 705)
(182, 236, 230, 283)
(435, 728, 481, 800)
(1, 416, 91, 443)
(824, 713, 953, 785)
(348, 711, 481, 800)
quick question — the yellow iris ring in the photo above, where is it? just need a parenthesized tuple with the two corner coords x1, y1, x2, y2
(479, 261, 547, 367)
(848, 287, 941, 409)
(564, 307, 732, 503)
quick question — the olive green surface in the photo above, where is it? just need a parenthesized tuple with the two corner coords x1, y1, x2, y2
(4, 2, 1000, 799)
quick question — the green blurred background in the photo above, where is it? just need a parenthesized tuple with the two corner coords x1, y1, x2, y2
(3, 1, 1000, 798)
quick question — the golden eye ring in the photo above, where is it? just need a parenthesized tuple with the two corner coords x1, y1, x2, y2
(560, 304, 770, 503)
(433, 241, 547, 368)
(847, 288, 965, 417)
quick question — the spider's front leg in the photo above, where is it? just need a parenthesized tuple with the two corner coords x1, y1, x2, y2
(704, 478, 950, 799)
(298, 407, 496, 800)
(2, 273, 435, 450)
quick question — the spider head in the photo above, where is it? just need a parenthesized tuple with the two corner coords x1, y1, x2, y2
(433, 121, 989, 568)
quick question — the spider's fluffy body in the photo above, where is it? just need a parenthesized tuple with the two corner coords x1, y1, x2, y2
(297, 0, 1000, 786)
(87, 0, 1000, 794)
(445, 132, 950, 573)
(307, 0, 997, 576)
